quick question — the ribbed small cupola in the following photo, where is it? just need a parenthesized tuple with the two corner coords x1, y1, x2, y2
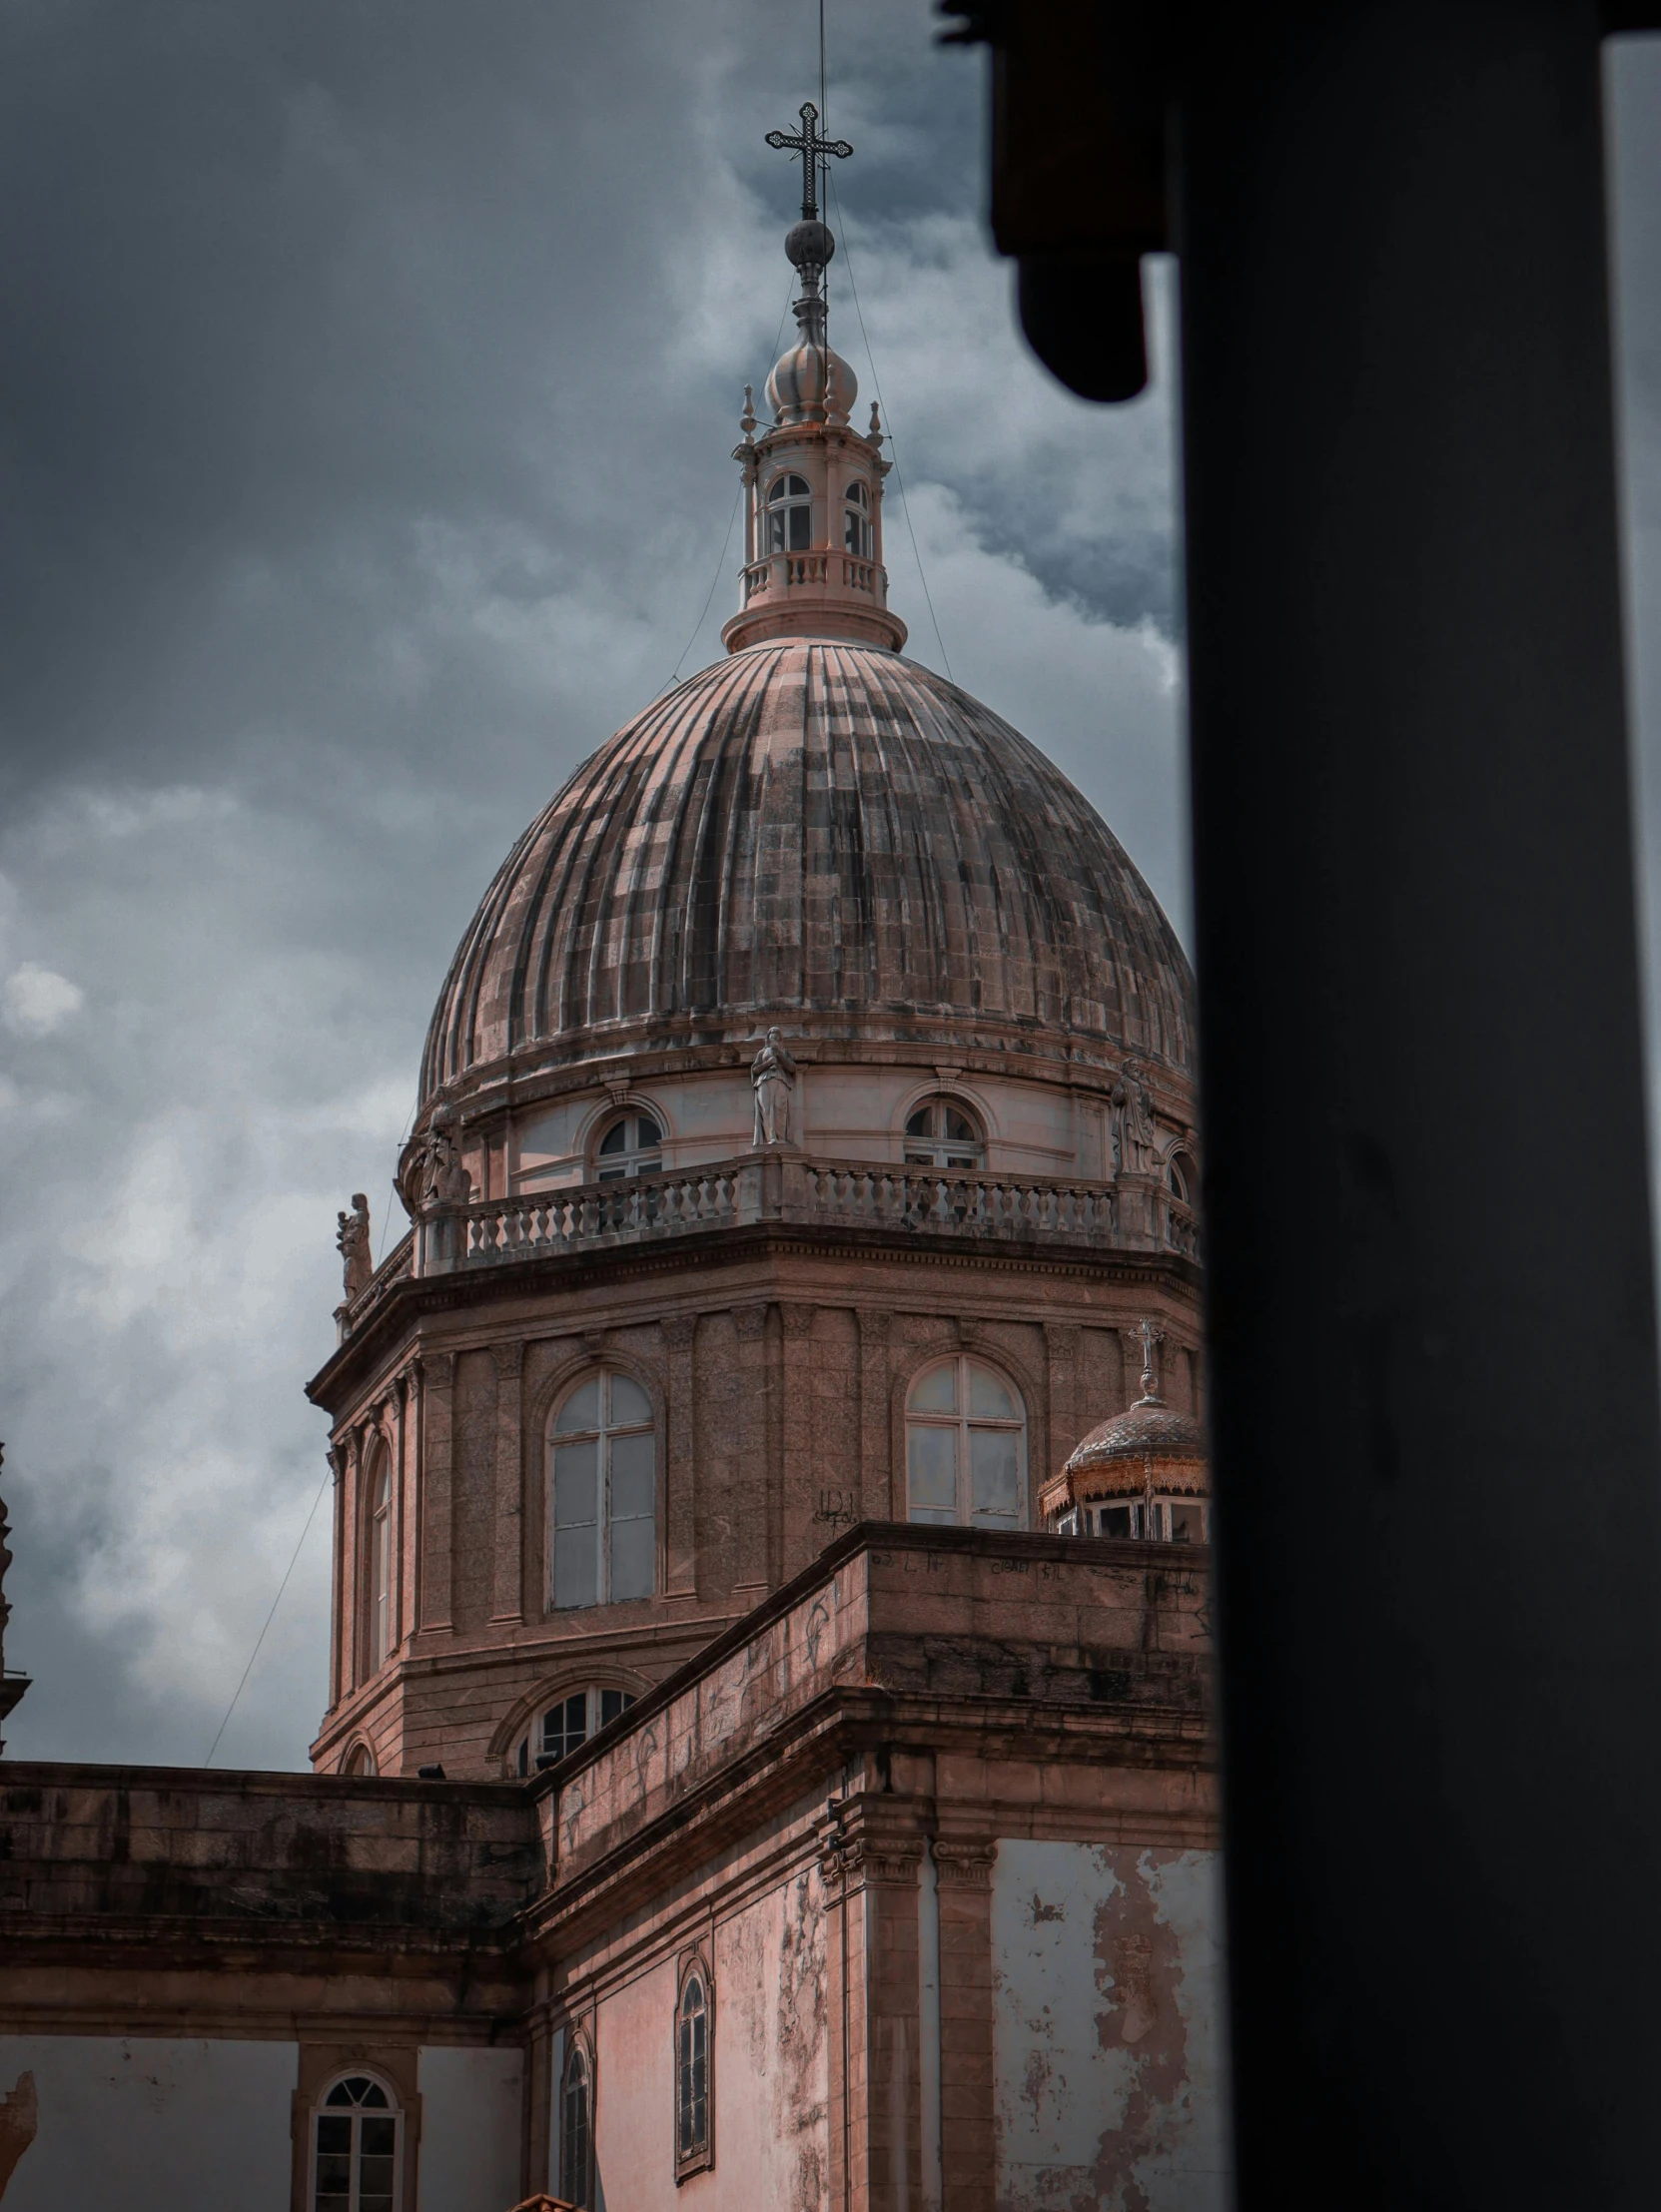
(721, 102, 906, 656)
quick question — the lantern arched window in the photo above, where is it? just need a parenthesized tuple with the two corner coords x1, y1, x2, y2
(766, 472, 813, 552)
(844, 478, 872, 557)
(905, 1356, 1027, 1531)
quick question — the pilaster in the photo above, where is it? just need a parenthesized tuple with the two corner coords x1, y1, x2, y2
(859, 1309, 893, 1523)
(733, 1303, 771, 1595)
(781, 1303, 816, 1577)
(490, 1339, 525, 1624)
(417, 1349, 456, 1632)
(1044, 1322, 1082, 1483)
(662, 1314, 698, 1596)
(933, 1841, 997, 2212)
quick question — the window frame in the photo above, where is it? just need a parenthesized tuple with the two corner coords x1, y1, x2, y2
(511, 1683, 638, 1776)
(904, 1354, 1028, 1532)
(903, 1096, 986, 1170)
(367, 1449, 394, 1673)
(592, 1108, 663, 1181)
(547, 1369, 658, 1612)
(765, 471, 813, 553)
(674, 1948, 715, 2181)
(311, 2069, 404, 2212)
(844, 477, 872, 558)
(560, 2032, 595, 2210)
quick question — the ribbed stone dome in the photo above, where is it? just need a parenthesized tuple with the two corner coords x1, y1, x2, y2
(420, 637, 1194, 1104)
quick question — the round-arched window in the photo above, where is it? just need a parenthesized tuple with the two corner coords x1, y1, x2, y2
(594, 1110, 662, 1180)
(561, 2040, 593, 2209)
(368, 1454, 393, 1673)
(904, 1099, 984, 1170)
(342, 1742, 377, 1779)
(766, 472, 812, 553)
(906, 1356, 1026, 1531)
(549, 1372, 656, 1609)
(314, 2073, 400, 2212)
(1167, 1148, 1195, 1205)
(676, 1966, 711, 2168)
(512, 1685, 637, 1776)
(844, 478, 872, 557)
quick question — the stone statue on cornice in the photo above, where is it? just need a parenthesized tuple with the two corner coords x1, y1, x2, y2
(750, 1028, 798, 1148)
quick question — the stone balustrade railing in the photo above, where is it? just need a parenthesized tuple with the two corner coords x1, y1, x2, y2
(398, 1153, 1198, 1281)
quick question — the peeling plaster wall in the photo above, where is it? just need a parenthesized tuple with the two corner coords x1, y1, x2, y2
(715, 1864, 831, 2212)
(991, 1843, 1231, 2212)
(0, 2035, 297, 2211)
(583, 1865, 830, 2212)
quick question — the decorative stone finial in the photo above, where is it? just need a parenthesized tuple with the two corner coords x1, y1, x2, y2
(1138, 1319, 1166, 1403)
(868, 400, 883, 444)
(740, 384, 756, 442)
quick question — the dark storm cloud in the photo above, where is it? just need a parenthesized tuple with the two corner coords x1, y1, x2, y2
(0, 4, 1651, 1769)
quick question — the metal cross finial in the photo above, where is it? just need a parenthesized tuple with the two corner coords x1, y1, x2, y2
(765, 101, 853, 223)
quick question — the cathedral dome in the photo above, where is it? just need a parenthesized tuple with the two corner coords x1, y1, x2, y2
(419, 636, 1194, 1106)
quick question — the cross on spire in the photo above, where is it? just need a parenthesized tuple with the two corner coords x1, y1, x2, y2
(765, 101, 852, 223)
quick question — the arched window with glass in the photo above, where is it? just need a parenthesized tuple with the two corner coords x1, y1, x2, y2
(512, 1684, 637, 1776)
(904, 1097, 985, 1170)
(1167, 1148, 1196, 1205)
(341, 1742, 377, 1779)
(844, 478, 872, 557)
(765, 471, 813, 552)
(906, 1356, 1027, 1531)
(675, 1957, 713, 2178)
(593, 1110, 661, 1180)
(549, 1372, 656, 1610)
(366, 1449, 394, 1674)
(561, 2038, 593, 2210)
(313, 2073, 401, 2212)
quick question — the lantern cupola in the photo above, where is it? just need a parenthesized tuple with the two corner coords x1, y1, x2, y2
(721, 102, 906, 656)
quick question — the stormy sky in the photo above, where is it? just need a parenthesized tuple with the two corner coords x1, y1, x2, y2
(0, 5, 1654, 1771)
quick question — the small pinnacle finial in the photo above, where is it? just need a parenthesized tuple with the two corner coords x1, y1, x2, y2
(740, 384, 756, 440)
(1138, 1318, 1166, 1403)
(868, 400, 883, 444)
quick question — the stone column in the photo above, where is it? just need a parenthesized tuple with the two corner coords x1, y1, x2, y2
(780, 1304, 816, 1576)
(859, 1309, 893, 1523)
(825, 1829, 927, 2212)
(391, 1373, 410, 1655)
(340, 1429, 364, 1691)
(733, 1304, 771, 1596)
(1043, 1323, 1081, 1487)
(418, 1349, 456, 1633)
(662, 1315, 698, 1596)
(934, 1841, 997, 2212)
(327, 1444, 345, 1707)
(490, 1339, 525, 1624)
